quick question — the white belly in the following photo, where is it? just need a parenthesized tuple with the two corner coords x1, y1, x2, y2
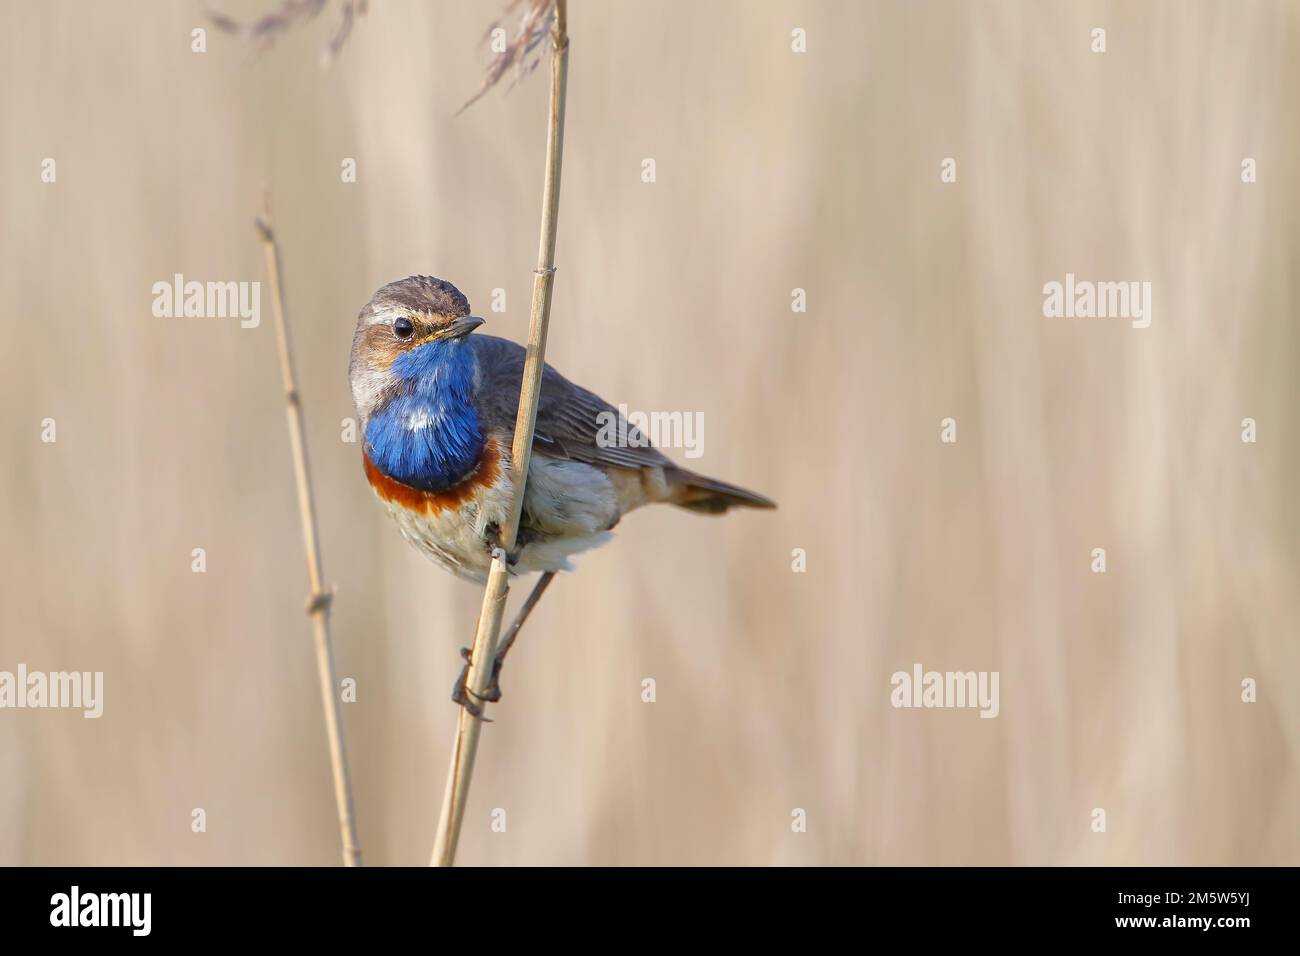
(376, 453, 619, 583)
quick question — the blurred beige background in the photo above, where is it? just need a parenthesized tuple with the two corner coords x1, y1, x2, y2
(1, 0, 1296, 865)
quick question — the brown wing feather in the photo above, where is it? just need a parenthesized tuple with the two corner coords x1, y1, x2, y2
(470, 335, 670, 471)
(470, 335, 776, 516)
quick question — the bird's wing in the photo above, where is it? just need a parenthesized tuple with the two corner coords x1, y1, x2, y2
(470, 334, 671, 471)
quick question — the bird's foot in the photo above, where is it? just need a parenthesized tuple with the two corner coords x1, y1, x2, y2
(450, 647, 491, 720)
(476, 653, 505, 704)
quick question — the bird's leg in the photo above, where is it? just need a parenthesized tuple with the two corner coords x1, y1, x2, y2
(450, 571, 556, 716)
(453, 526, 535, 718)
(472, 571, 556, 705)
(451, 647, 486, 719)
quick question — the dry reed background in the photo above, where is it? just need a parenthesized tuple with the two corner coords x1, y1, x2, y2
(1, 0, 1297, 865)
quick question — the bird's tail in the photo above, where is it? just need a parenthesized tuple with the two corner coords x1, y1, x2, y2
(667, 467, 777, 515)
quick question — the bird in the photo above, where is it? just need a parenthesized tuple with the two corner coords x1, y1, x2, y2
(349, 275, 775, 711)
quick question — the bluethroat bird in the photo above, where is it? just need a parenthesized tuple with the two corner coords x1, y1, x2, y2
(349, 276, 775, 713)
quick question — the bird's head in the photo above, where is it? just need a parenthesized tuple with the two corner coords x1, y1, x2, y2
(349, 275, 486, 425)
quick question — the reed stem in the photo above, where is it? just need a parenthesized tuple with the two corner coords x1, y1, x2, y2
(257, 204, 364, 867)
(431, 0, 569, 867)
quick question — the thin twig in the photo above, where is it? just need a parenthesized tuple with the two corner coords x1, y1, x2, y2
(256, 203, 364, 867)
(431, 0, 569, 867)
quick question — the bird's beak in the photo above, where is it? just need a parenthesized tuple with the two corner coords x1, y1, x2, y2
(443, 315, 485, 339)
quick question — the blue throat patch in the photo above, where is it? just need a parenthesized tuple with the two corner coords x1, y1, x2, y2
(365, 339, 484, 492)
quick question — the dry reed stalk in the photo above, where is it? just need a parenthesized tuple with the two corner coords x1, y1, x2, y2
(457, 0, 556, 114)
(256, 204, 364, 867)
(431, 0, 569, 867)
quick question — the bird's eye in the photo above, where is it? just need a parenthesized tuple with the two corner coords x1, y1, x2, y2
(393, 317, 414, 339)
